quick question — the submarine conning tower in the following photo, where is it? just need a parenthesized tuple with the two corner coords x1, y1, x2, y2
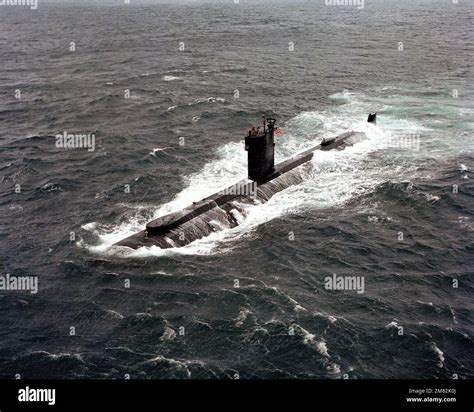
(245, 117, 276, 181)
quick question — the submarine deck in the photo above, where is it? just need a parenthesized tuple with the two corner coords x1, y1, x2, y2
(114, 131, 364, 249)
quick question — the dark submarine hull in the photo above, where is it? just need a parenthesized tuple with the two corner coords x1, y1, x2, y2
(114, 130, 367, 250)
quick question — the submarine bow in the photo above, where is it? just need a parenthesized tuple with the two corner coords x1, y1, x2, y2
(114, 113, 376, 250)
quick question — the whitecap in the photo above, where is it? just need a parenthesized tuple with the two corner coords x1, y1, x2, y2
(385, 321, 399, 329)
(431, 343, 445, 368)
(297, 325, 330, 357)
(163, 75, 180, 81)
(149, 147, 172, 156)
(235, 309, 252, 327)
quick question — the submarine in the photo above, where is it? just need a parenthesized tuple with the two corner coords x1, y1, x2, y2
(115, 113, 377, 249)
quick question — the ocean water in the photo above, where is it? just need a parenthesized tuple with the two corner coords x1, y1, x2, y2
(0, 0, 473, 379)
